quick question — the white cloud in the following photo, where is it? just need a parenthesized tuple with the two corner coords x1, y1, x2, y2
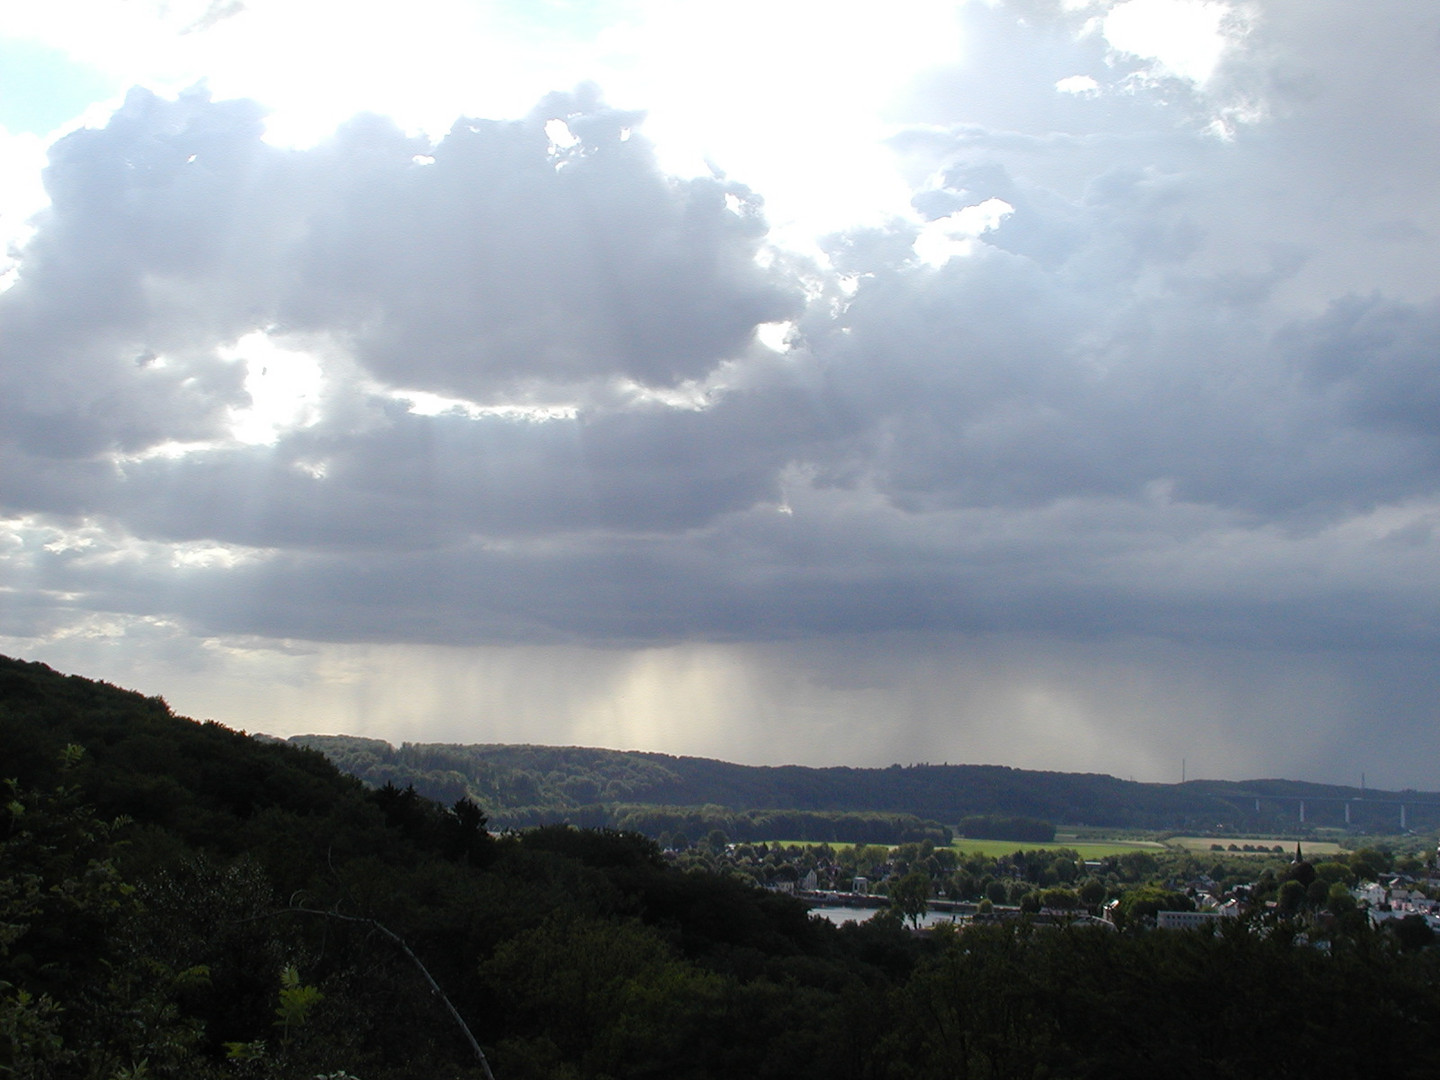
(1101, 0, 1233, 85)
(0, 127, 48, 290)
(222, 332, 324, 446)
(1055, 74, 1100, 95)
(913, 198, 1015, 265)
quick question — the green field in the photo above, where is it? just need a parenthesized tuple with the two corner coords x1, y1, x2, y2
(950, 838, 1167, 859)
(1167, 836, 1346, 857)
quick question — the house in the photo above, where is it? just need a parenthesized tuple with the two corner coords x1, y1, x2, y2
(1156, 910, 1225, 931)
(1353, 881, 1386, 908)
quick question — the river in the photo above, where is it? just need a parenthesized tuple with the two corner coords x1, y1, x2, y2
(808, 905, 971, 929)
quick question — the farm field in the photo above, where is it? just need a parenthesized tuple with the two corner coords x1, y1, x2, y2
(1167, 836, 1346, 857)
(950, 838, 1167, 859)
(767, 836, 1354, 860)
(773, 838, 1164, 858)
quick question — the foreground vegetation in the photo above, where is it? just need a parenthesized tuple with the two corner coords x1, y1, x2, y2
(5, 654, 1440, 1079)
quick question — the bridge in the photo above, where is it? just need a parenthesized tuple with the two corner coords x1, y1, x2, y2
(1245, 794, 1440, 830)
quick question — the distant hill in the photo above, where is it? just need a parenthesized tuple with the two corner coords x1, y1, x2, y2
(3, 646, 1429, 841)
(287, 734, 1440, 836)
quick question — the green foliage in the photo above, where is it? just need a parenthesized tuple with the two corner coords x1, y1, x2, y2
(1312, 859, 1356, 886)
(1277, 878, 1307, 914)
(889, 920, 1440, 1078)
(1114, 884, 1193, 929)
(956, 813, 1056, 842)
(1350, 846, 1393, 879)
(517, 823, 664, 870)
(0, 769, 213, 1079)
(1390, 914, 1436, 953)
(274, 966, 324, 1040)
(890, 871, 931, 929)
(0, 987, 65, 1079)
(9, 653, 1440, 1080)
(611, 805, 952, 846)
(1326, 880, 1358, 914)
(1039, 887, 1082, 910)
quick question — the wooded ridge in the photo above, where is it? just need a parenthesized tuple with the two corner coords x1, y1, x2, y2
(287, 732, 1440, 835)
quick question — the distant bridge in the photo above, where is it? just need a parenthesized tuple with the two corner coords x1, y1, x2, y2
(1241, 794, 1440, 830)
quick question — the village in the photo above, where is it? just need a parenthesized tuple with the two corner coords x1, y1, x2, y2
(662, 833, 1440, 941)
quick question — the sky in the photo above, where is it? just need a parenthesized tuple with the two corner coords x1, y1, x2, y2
(3, 0, 1440, 788)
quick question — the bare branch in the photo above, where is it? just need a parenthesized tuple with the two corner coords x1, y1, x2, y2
(241, 905, 497, 1080)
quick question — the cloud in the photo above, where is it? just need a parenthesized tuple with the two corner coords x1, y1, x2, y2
(1101, 0, 1234, 85)
(1290, 295, 1440, 440)
(6, 31, 1440, 651)
(0, 86, 798, 436)
(286, 92, 798, 394)
(5, 2, 1440, 783)
(0, 82, 813, 544)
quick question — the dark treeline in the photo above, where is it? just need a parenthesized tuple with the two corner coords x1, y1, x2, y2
(956, 813, 1056, 842)
(6, 654, 1440, 1079)
(519, 803, 953, 846)
(290, 733, 1440, 834)
(290, 736, 953, 844)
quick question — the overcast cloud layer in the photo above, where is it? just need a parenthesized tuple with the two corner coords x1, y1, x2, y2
(3, 0, 1440, 786)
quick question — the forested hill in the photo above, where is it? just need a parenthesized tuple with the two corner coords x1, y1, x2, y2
(8, 652, 1440, 1079)
(288, 735, 1440, 834)
(0, 654, 367, 851)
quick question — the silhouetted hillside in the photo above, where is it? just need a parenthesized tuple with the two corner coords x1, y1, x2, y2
(0, 655, 367, 851)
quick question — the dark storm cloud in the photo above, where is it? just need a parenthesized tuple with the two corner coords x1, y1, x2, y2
(15, 471, 1440, 654)
(38, 379, 832, 551)
(1290, 295, 1440, 439)
(799, 242, 1440, 522)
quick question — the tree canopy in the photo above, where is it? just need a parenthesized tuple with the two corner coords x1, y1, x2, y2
(5, 653, 1440, 1079)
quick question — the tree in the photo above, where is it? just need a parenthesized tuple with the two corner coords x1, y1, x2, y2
(1325, 881, 1357, 915)
(441, 797, 496, 866)
(0, 761, 211, 1078)
(1115, 885, 1192, 929)
(1285, 859, 1317, 889)
(1039, 887, 1081, 911)
(1276, 879, 1307, 914)
(891, 871, 931, 929)
(1078, 879, 1107, 908)
(1390, 914, 1434, 953)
